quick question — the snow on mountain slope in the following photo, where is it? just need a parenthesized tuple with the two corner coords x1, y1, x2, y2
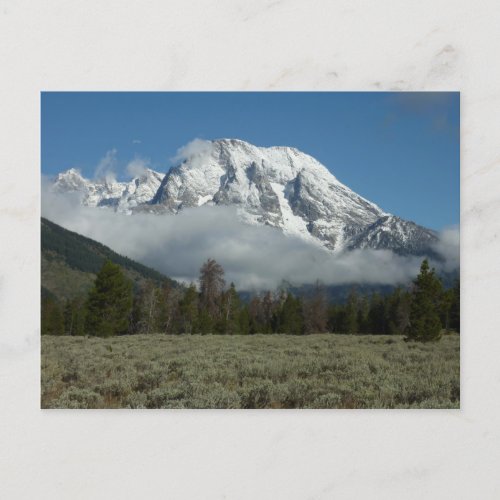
(50, 139, 438, 256)
(52, 168, 163, 211)
(151, 139, 392, 251)
(347, 215, 438, 256)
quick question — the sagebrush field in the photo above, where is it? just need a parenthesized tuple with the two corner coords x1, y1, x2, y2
(41, 334, 460, 409)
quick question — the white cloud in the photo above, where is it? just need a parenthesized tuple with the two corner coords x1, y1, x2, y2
(431, 225, 460, 272)
(41, 182, 459, 291)
(171, 139, 215, 169)
(94, 149, 118, 183)
(126, 157, 150, 178)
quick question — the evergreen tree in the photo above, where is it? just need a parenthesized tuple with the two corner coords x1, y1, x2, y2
(219, 283, 242, 334)
(156, 281, 177, 334)
(303, 281, 328, 334)
(385, 287, 411, 335)
(247, 295, 268, 334)
(357, 296, 370, 334)
(84, 260, 133, 337)
(449, 279, 460, 333)
(327, 303, 345, 333)
(63, 297, 85, 336)
(344, 288, 359, 334)
(278, 293, 304, 335)
(248, 296, 262, 334)
(178, 284, 199, 334)
(63, 300, 72, 334)
(438, 278, 460, 333)
(367, 292, 387, 334)
(439, 287, 454, 332)
(248, 292, 276, 334)
(262, 291, 277, 333)
(406, 259, 443, 342)
(197, 308, 212, 335)
(238, 305, 250, 335)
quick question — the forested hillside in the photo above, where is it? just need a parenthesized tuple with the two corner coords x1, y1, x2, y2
(41, 217, 177, 301)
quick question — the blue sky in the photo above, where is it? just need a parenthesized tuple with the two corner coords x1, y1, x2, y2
(41, 92, 459, 230)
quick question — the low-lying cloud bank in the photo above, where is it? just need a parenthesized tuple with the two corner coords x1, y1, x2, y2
(41, 184, 459, 290)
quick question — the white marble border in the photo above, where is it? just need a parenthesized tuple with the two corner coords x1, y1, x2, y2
(1, 1, 499, 498)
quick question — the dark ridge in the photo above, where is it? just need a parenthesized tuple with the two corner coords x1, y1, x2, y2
(41, 217, 179, 301)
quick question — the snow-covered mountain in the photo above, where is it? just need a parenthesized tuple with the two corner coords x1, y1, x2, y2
(53, 167, 163, 211)
(50, 139, 438, 255)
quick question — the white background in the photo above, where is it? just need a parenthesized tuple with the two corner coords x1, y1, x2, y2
(1, 1, 499, 498)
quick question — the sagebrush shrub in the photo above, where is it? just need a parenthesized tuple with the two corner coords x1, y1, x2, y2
(50, 388, 103, 409)
(41, 334, 460, 409)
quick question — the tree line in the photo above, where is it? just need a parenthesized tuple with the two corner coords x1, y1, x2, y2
(41, 258, 459, 341)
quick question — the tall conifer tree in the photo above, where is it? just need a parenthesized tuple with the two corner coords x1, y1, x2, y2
(178, 284, 199, 334)
(407, 259, 443, 342)
(85, 260, 133, 337)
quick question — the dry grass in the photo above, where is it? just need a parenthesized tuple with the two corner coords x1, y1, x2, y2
(41, 333, 460, 409)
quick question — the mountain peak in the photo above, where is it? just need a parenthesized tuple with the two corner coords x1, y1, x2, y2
(65, 167, 82, 175)
(214, 138, 248, 146)
(53, 168, 88, 193)
(212, 138, 314, 163)
(49, 139, 437, 256)
(55, 168, 85, 181)
(152, 138, 390, 251)
(52, 167, 163, 210)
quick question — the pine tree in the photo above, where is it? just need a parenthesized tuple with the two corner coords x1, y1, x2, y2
(247, 296, 262, 334)
(278, 293, 304, 335)
(327, 303, 344, 333)
(439, 288, 454, 332)
(178, 284, 199, 334)
(406, 259, 443, 342)
(449, 279, 460, 333)
(367, 292, 386, 334)
(247, 292, 276, 334)
(357, 296, 370, 334)
(344, 288, 359, 334)
(387, 287, 411, 335)
(238, 305, 250, 335)
(262, 291, 276, 333)
(84, 260, 133, 337)
(197, 308, 212, 335)
(219, 283, 242, 334)
(303, 281, 328, 334)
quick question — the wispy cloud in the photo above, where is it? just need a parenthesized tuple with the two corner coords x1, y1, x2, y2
(126, 157, 150, 178)
(94, 149, 118, 183)
(430, 225, 460, 272)
(171, 138, 215, 168)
